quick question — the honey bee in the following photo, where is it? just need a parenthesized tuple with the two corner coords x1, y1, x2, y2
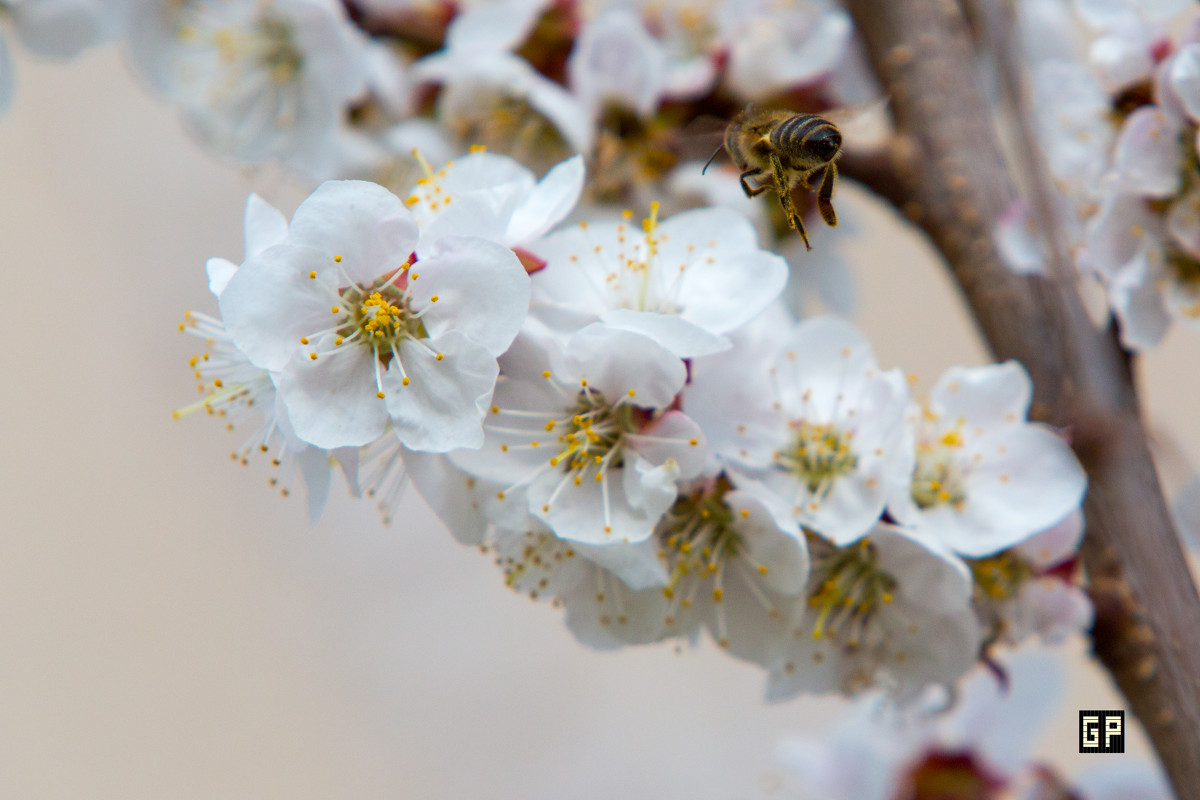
(703, 107, 843, 251)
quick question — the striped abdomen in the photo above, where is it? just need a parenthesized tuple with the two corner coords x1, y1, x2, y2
(770, 114, 842, 171)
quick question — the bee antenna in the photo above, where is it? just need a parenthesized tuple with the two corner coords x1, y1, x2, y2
(701, 145, 723, 175)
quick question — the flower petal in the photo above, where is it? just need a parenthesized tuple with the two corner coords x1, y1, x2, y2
(277, 346, 389, 448)
(384, 332, 499, 452)
(243, 193, 289, 257)
(562, 324, 686, 408)
(599, 309, 730, 358)
(415, 235, 530, 356)
(220, 243, 343, 371)
(287, 180, 419, 284)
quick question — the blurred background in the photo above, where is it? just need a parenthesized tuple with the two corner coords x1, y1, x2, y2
(0, 43, 1192, 799)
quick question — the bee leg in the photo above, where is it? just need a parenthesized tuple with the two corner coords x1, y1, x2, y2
(738, 169, 770, 198)
(816, 162, 839, 228)
(770, 153, 811, 250)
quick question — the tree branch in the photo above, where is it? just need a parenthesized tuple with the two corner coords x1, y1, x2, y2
(843, 0, 1200, 794)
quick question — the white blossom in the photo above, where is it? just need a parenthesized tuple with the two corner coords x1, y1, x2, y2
(768, 523, 980, 700)
(175, 194, 359, 520)
(219, 179, 529, 450)
(125, 0, 371, 167)
(528, 203, 788, 358)
(687, 316, 909, 545)
(888, 362, 1087, 557)
(449, 324, 707, 579)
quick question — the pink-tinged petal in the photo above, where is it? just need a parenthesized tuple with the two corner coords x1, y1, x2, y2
(599, 309, 730, 358)
(1113, 107, 1184, 198)
(931, 362, 1033, 429)
(243, 193, 289, 257)
(562, 324, 686, 408)
(384, 332, 499, 453)
(414, 235, 530, 356)
(219, 243, 341, 371)
(287, 180, 418, 284)
(1015, 508, 1085, 568)
(277, 347, 389, 448)
(626, 410, 708, 479)
(506, 155, 584, 245)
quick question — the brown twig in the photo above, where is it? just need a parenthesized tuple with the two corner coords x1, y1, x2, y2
(843, 0, 1200, 794)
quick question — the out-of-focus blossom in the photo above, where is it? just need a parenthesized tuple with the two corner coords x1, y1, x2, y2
(125, 0, 372, 168)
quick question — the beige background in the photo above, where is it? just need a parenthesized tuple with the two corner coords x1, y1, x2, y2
(1, 43, 1191, 799)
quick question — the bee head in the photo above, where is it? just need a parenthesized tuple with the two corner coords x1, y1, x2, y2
(809, 127, 842, 162)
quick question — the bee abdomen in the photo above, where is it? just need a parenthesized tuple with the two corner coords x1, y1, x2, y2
(771, 115, 827, 146)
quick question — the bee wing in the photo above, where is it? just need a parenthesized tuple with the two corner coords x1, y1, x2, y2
(679, 114, 729, 163)
(821, 96, 892, 144)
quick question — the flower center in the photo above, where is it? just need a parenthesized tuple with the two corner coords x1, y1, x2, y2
(969, 552, 1033, 602)
(549, 387, 636, 478)
(775, 420, 858, 497)
(912, 426, 969, 510)
(254, 16, 303, 83)
(351, 288, 424, 348)
(1168, 248, 1200, 288)
(805, 536, 896, 646)
(299, 258, 431, 397)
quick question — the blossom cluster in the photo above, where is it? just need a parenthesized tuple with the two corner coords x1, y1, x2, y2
(178, 149, 1089, 701)
(2, 0, 864, 197)
(1003, 0, 1200, 349)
